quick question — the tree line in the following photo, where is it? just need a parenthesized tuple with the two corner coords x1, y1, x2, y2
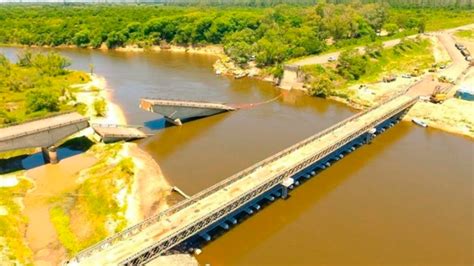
(160, 0, 473, 7)
(0, 4, 472, 68)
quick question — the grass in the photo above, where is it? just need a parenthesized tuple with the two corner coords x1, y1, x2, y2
(423, 10, 474, 31)
(455, 29, 474, 40)
(0, 174, 33, 265)
(49, 206, 81, 254)
(354, 38, 434, 84)
(49, 142, 135, 256)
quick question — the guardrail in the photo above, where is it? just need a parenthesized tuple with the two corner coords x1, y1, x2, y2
(119, 95, 419, 265)
(71, 91, 415, 263)
(141, 98, 235, 110)
(91, 123, 143, 129)
(0, 111, 77, 128)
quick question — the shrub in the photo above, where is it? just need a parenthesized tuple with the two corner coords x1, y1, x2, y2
(73, 30, 91, 48)
(93, 98, 107, 117)
(308, 73, 336, 98)
(76, 102, 88, 115)
(30, 52, 71, 76)
(26, 89, 59, 112)
(106, 31, 126, 48)
(337, 49, 368, 80)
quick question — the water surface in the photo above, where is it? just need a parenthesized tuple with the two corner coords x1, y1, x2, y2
(1, 47, 472, 264)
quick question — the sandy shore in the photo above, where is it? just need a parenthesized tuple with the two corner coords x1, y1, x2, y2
(122, 142, 171, 224)
(115, 44, 224, 56)
(72, 73, 127, 125)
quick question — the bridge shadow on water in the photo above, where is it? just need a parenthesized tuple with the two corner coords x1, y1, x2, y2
(0, 136, 94, 174)
(143, 118, 172, 131)
(189, 122, 413, 260)
(143, 115, 223, 132)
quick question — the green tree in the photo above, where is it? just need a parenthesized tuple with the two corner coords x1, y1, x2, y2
(384, 23, 399, 36)
(106, 31, 126, 48)
(308, 73, 335, 98)
(337, 49, 368, 80)
(26, 89, 59, 112)
(31, 53, 71, 76)
(73, 30, 91, 48)
(417, 20, 426, 33)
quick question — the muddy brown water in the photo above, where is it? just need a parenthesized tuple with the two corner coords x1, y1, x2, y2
(1, 47, 472, 264)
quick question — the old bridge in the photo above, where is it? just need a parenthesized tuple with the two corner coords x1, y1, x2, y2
(68, 91, 418, 265)
(0, 112, 89, 163)
(140, 98, 236, 126)
(0, 112, 148, 163)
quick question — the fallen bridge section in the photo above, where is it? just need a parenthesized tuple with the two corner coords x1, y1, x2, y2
(69, 94, 418, 266)
(92, 124, 148, 143)
(0, 112, 89, 162)
(140, 98, 236, 126)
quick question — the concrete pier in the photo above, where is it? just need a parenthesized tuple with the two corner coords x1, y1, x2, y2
(41, 146, 58, 164)
(0, 112, 89, 164)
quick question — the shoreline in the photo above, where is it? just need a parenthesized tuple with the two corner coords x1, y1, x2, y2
(74, 73, 172, 223)
(0, 70, 173, 265)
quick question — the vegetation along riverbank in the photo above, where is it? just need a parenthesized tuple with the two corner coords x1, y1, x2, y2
(0, 51, 172, 265)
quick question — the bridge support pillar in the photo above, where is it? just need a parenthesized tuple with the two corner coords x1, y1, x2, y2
(41, 146, 58, 164)
(281, 177, 294, 199)
(164, 117, 183, 126)
(366, 128, 377, 144)
(281, 186, 288, 199)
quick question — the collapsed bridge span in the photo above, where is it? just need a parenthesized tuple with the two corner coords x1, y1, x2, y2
(140, 98, 236, 126)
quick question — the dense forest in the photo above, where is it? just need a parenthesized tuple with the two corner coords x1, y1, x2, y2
(161, 0, 472, 7)
(0, 4, 472, 68)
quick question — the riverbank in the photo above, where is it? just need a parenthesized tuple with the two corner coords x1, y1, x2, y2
(110, 39, 474, 140)
(115, 44, 224, 56)
(72, 73, 127, 125)
(0, 69, 173, 265)
(291, 32, 474, 139)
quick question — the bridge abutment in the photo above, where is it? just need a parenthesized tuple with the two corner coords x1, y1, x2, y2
(41, 146, 58, 164)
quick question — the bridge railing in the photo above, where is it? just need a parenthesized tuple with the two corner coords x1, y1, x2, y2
(91, 123, 142, 128)
(71, 91, 414, 262)
(141, 98, 235, 110)
(0, 113, 89, 142)
(0, 111, 77, 128)
(120, 95, 419, 265)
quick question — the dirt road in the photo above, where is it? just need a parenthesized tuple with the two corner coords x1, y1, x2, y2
(290, 24, 474, 67)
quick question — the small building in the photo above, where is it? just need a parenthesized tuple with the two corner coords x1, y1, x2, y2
(455, 85, 474, 101)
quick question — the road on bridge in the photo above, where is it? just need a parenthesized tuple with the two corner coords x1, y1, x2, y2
(69, 94, 416, 266)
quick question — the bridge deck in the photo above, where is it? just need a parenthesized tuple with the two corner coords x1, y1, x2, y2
(72, 95, 416, 265)
(0, 112, 88, 141)
(92, 124, 147, 142)
(140, 98, 236, 111)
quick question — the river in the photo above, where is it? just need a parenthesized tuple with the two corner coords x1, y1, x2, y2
(1, 47, 472, 264)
